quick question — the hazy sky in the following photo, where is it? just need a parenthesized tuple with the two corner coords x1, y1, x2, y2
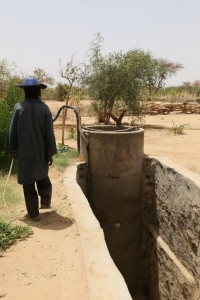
(1, 0, 200, 86)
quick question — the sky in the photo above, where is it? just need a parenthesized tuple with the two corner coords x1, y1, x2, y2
(1, 0, 200, 87)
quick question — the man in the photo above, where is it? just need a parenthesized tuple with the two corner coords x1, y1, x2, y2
(8, 78, 57, 221)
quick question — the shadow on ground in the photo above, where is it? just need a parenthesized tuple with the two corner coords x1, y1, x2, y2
(20, 210, 74, 230)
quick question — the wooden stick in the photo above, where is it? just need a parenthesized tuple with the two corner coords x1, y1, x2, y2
(2, 158, 14, 207)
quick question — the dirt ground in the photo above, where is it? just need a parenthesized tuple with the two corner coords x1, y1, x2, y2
(52, 99, 200, 174)
(1, 100, 200, 299)
(0, 166, 88, 300)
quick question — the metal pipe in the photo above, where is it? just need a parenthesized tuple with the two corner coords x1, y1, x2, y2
(52, 105, 88, 153)
(53, 105, 92, 203)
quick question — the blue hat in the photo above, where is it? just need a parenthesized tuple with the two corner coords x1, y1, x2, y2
(15, 78, 47, 89)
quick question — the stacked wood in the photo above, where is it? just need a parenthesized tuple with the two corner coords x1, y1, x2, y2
(142, 101, 200, 115)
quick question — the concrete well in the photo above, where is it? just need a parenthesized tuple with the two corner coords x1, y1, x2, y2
(81, 125, 144, 296)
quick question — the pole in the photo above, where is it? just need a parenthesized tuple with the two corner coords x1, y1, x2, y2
(2, 158, 14, 206)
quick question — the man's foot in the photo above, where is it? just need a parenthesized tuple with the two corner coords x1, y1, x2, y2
(40, 204, 51, 209)
(29, 214, 41, 222)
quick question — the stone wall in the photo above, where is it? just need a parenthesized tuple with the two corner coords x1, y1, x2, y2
(143, 156, 200, 300)
(77, 154, 200, 299)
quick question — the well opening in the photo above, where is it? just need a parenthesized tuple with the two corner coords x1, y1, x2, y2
(81, 124, 139, 132)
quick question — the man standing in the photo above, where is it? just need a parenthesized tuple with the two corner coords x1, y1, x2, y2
(8, 78, 57, 221)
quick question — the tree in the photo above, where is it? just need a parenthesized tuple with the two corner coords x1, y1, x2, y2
(32, 68, 55, 85)
(0, 77, 23, 152)
(82, 34, 146, 123)
(192, 80, 200, 96)
(54, 83, 69, 101)
(0, 59, 17, 99)
(81, 34, 183, 123)
(126, 51, 183, 99)
(183, 81, 193, 94)
(0, 59, 22, 151)
(58, 56, 83, 144)
(144, 57, 183, 98)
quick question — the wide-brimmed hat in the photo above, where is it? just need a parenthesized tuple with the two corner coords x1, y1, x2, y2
(15, 78, 47, 89)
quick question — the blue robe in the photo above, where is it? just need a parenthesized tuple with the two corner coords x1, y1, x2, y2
(8, 98, 57, 185)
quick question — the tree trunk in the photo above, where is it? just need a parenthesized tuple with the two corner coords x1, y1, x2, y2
(61, 107, 67, 145)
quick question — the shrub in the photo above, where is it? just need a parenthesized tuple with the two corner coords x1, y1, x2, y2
(0, 221, 32, 250)
(172, 119, 189, 135)
(53, 145, 79, 169)
(0, 78, 23, 152)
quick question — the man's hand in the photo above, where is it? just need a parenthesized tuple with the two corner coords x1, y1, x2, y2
(48, 157, 53, 166)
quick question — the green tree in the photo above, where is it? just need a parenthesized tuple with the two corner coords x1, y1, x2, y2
(82, 34, 183, 123)
(183, 81, 193, 94)
(0, 59, 17, 99)
(192, 80, 200, 96)
(0, 77, 23, 152)
(54, 83, 69, 101)
(82, 34, 146, 123)
(144, 56, 183, 98)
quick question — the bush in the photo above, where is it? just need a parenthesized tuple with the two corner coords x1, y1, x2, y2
(53, 145, 79, 169)
(0, 101, 11, 151)
(0, 78, 23, 152)
(172, 119, 189, 135)
(0, 221, 32, 250)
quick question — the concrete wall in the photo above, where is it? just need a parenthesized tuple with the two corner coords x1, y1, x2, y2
(64, 165, 132, 300)
(81, 125, 144, 297)
(143, 156, 200, 300)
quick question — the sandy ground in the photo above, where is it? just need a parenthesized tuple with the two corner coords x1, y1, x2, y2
(52, 99, 200, 174)
(143, 113, 200, 174)
(1, 100, 200, 299)
(0, 167, 88, 300)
